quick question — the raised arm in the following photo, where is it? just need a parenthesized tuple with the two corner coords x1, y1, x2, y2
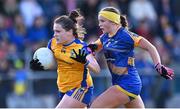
(138, 37, 161, 65)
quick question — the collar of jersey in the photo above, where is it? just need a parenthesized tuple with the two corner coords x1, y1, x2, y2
(108, 27, 124, 38)
(63, 39, 76, 46)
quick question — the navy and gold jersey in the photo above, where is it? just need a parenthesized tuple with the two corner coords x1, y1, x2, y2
(47, 38, 93, 93)
(99, 27, 143, 98)
(100, 27, 142, 67)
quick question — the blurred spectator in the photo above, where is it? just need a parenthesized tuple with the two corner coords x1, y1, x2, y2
(173, 37, 180, 61)
(153, 37, 173, 108)
(6, 58, 29, 108)
(154, 37, 171, 65)
(79, 0, 100, 36)
(13, 59, 27, 96)
(64, 0, 76, 13)
(0, 14, 10, 39)
(37, 0, 66, 37)
(19, 0, 44, 27)
(0, 0, 19, 28)
(135, 19, 155, 43)
(155, 0, 175, 25)
(0, 58, 10, 75)
(0, 1, 3, 12)
(0, 39, 9, 60)
(0, 54, 11, 108)
(0, 64, 12, 107)
(158, 15, 175, 50)
(7, 43, 20, 68)
(173, 20, 180, 61)
(98, 0, 120, 12)
(172, 0, 180, 23)
(27, 15, 48, 51)
(154, 78, 173, 108)
(38, 0, 66, 19)
(7, 14, 27, 52)
(117, 0, 131, 14)
(129, 0, 157, 27)
(0, 14, 11, 69)
(135, 48, 155, 106)
(2, 0, 19, 18)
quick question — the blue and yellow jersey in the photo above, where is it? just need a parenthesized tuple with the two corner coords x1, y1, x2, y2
(47, 38, 93, 93)
(99, 27, 143, 97)
(99, 27, 142, 67)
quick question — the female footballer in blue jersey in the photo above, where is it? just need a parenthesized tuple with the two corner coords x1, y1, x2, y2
(88, 7, 174, 108)
(30, 10, 100, 108)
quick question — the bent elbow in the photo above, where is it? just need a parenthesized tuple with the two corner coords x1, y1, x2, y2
(148, 44, 157, 52)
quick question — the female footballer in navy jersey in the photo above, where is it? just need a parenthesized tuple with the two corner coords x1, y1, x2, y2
(88, 7, 174, 108)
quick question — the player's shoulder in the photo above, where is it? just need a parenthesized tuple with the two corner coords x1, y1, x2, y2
(47, 37, 55, 50)
(48, 37, 56, 44)
(74, 38, 87, 46)
(127, 31, 139, 37)
(119, 27, 131, 36)
(120, 28, 141, 39)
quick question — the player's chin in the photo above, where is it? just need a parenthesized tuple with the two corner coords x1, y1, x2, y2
(56, 38, 63, 44)
(102, 30, 106, 33)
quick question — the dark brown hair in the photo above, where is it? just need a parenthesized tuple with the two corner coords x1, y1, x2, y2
(101, 7, 128, 28)
(69, 9, 82, 23)
(54, 9, 82, 38)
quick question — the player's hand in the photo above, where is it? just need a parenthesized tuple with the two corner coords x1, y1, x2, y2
(70, 49, 88, 64)
(30, 59, 44, 71)
(155, 63, 174, 79)
(87, 44, 98, 53)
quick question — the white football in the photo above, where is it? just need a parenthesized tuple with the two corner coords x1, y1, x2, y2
(33, 47, 56, 70)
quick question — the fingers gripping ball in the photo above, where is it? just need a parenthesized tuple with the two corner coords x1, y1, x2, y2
(30, 59, 44, 70)
(33, 47, 56, 70)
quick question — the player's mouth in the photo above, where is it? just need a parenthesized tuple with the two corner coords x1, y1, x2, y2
(100, 28, 105, 32)
(100, 27, 104, 31)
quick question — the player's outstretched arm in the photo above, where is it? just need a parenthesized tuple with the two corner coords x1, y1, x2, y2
(138, 37, 174, 79)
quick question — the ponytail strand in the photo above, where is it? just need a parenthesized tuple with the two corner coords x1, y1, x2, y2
(120, 15, 128, 29)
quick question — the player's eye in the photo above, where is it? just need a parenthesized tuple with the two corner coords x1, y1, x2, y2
(99, 19, 105, 23)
